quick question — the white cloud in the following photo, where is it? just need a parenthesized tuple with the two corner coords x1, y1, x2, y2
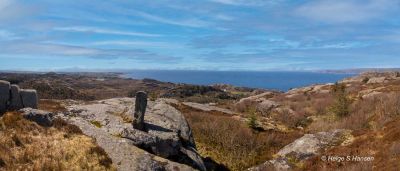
(296, 0, 399, 24)
(0, 42, 180, 62)
(215, 14, 234, 21)
(0, 30, 19, 40)
(92, 40, 184, 49)
(134, 11, 210, 28)
(1, 43, 100, 56)
(209, 0, 281, 6)
(54, 26, 161, 37)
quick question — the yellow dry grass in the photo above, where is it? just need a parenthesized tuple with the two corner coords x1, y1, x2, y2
(0, 112, 115, 170)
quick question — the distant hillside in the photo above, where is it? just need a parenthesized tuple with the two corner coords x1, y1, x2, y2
(319, 68, 400, 74)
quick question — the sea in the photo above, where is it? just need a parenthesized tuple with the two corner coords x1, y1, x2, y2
(124, 70, 355, 92)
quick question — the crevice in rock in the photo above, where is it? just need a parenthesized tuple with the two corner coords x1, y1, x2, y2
(122, 131, 204, 170)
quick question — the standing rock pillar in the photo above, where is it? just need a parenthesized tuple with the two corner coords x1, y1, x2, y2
(0, 80, 11, 114)
(20, 89, 38, 109)
(9, 85, 23, 110)
(133, 91, 147, 131)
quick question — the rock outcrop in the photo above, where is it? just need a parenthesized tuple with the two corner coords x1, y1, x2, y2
(248, 129, 353, 171)
(286, 84, 332, 98)
(0, 80, 38, 115)
(19, 108, 54, 127)
(182, 102, 237, 115)
(59, 97, 205, 171)
(235, 92, 279, 115)
(367, 77, 387, 84)
(256, 100, 280, 115)
(9, 85, 23, 109)
(20, 89, 38, 109)
(0, 80, 10, 113)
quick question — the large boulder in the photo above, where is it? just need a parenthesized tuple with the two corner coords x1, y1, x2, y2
(62, 97, 205, 171)
(248, 129, 353, 171)
(0, 80, 11, 114)
(367, 77, 387, 84)
(20, 89, 38, 109)
(9, 84, 23, 110)
(256, 100, 280, 115)
(235, 92, 274, 112)
(19, 108, 54, 127)
(60, 111, 196, 171)
(276, 130, 351, 160)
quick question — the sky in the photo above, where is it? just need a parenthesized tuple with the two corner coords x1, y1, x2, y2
(1, 0, 400, 71)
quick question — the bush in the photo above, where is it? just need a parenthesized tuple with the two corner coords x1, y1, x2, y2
(362, 77, 370, 83)
(247, 112, 258, 130)
(90, 120, 103, 128)
(330, 83, 350, 117)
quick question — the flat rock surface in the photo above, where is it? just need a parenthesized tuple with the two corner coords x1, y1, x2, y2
(182, 102, 237, 115)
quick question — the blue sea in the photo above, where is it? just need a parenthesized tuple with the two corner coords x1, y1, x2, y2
(124, 70, 355, 92)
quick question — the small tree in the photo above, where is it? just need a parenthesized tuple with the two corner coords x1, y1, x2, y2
(330, 82, 350, 117)
(247, 111, 258, 130)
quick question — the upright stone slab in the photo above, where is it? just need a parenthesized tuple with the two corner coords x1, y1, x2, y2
(0, 80, 11, 114)
(133, 91, 147, 131)
(9, 84, 23, 110)
(20, 89, 38, 109)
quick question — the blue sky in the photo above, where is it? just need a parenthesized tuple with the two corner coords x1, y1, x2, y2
(1, 0, 400, 71)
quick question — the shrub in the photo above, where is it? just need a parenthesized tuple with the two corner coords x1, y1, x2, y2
(90, 120, 103, 128)
(149, 92, 158, 101)
(330, 82, 350, 117)
(247, 112, 258, 130)
(362, 77, 370, 83)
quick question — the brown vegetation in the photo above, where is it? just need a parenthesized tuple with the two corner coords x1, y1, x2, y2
(304, 118, 400, 171)
(175, 104, 302, 171)
(0, 73, 247, 104)
(307, 93, 400, 132)
(0, 112, 115, 170)
(38, 99, 67, 113)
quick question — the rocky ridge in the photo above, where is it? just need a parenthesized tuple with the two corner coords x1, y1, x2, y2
(56, 97, 206, 171)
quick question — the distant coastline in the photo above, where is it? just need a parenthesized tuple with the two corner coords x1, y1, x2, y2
(317, 68, 400, 74)
(123, 70, 355, 91)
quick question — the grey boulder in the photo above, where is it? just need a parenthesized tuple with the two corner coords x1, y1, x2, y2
(20, 89, 38, 109)
(19, 108, 54, 127)
(0, 80, 11, 114)
(9, 84, 23, 110)
(63, 97, 205, 171)
(248, 129, 353, 171)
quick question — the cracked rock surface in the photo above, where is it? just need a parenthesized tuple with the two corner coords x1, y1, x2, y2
(57, 97, 205, 171)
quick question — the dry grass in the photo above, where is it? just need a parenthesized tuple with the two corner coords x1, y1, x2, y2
(38, 99, 67, 113)
(0, 112, 115, 170)
(307, 93, 400, 132)
(303, 118, 400, 171)
(175, 105, 302, 171)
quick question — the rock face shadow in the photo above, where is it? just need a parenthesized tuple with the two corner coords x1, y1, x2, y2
(145, 122, 173, 133)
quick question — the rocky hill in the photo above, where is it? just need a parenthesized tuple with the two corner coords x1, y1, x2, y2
(1, 72, 400, 170)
